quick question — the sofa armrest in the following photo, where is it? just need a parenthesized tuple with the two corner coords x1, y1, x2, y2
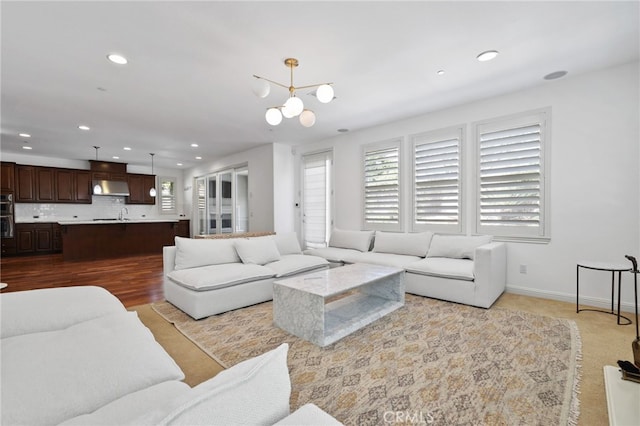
(472, 242, 507, 308)
(274, 403, 343, 425)
(163, 246, 177, 288)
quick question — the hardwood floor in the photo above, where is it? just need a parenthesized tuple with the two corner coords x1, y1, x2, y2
(0, 253, 164, 307)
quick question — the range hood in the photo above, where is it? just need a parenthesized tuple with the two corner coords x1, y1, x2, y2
(92, 180, 130, 196)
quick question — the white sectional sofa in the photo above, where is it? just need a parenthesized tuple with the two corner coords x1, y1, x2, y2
(0, 286, 341, 425)
(163, 234, 329, 320)
(305, 229, 506, 309)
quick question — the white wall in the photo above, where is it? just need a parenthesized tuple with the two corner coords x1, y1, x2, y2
(182, 144, 275, 233)
(292, 61, 640, 310)
(2, 152, 186, 220)
(273, 143, 296, 233)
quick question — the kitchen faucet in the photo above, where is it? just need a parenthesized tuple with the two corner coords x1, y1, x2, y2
(118, 207, 129, 221)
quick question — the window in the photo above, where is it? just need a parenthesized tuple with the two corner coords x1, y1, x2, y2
(475, 109, 550, 241)
(411, 127, 463, 233)
(362, 139, 402, 231)
(159, 176, 176, 215)
(302, 151, 332, 249)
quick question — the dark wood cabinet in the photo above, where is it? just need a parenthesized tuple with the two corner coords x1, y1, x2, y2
(55, 169, 74, 202)
(15, 223, 60, 254)
(52, 223, 62, 251)
(74, 171, 92, 203)
(90, 160, 128, 182)
(1, 162, 15, 191)
(15, 165, 36, 202)
(35, 168, 56, 202)
(126, 174, 156, 205)
(1, 237, 16, 256)
(176, 219, 190, 238)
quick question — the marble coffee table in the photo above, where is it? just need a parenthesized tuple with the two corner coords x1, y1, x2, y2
(273, 263, 405, 347)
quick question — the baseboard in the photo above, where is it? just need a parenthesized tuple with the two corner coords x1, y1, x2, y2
(505, 285, 637, 314)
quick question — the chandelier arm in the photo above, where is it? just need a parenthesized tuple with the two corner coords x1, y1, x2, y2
(295, 82, 334, 90)
(252, 75, 289, 89)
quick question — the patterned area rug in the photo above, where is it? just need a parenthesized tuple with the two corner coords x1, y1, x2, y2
(152, 295, 581, 425)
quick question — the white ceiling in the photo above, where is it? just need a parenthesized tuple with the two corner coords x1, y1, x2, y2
(1, 1, 638, 170)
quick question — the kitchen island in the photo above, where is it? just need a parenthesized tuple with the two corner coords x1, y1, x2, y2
(59, 219, 181, 261)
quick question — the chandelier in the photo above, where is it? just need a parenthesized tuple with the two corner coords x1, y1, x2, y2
(252, 58, 334, 127)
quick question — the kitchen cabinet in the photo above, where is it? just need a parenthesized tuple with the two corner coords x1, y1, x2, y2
(15, 166, 93, 204)
(36, 168, 56, 202)
(1, 237, 16, 256)
(61, 221, 176, 260)
(126, 174, 156, 205)
(15, 165, 36, 202)
(1, 162, 15, 191)
(176, 219, 190, 238)
(90, 160, 127, 182)
(16, 223, 60, 254)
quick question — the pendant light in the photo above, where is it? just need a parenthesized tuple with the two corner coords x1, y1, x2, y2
(149, 153, 156, 197)
(92, 146, 103, 195)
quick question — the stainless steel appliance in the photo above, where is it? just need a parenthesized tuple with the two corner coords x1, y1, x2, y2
(0, 193, 15, 238)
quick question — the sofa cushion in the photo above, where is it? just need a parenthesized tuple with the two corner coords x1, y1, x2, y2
(167, 263, 275, 291)
(1, 311, 185, 426)
(273, 233, 303, 255)
(304, 247, 365, 264)
(174, 236, 241, 270)
(329, 228, 374, 252)
(235, 237, 281, 265)
(0, 286, 126, 339)
(357, 252, 423, 269)
(131, 344, 291, 426)
(60, 381, 191, 426)
(372, 231, 433, 257)
(266, 254, 329, 278)
(427, 235, 492, 260)
(406, 257, 475, 281)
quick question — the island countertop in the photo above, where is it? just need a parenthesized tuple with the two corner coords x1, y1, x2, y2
(57, 218, 179, 225)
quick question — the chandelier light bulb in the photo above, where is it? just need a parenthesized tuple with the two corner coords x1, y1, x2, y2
(283, 96, 304, 117)
(265, 107, 283, 125)
(299, 109, 316, 127)
(316, 84, 334, 103)
(251, 78, 270, 98)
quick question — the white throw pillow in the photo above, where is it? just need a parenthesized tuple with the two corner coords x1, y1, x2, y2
(273, 233, 303, 255)
(328, 228, 374, 252)
(372, 231, 433, 257)
(151, 343, 291, 426)
(1, 312, 185, 426)
(427, 235, 492, 260)
(174, 237, 240, 270)
(235, 238, 281, 265)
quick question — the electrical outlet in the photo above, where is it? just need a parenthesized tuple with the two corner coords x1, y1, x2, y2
(519, 264, 527, 274)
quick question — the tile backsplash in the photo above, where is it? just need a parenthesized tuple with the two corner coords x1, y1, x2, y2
(15, 195, 182, 222)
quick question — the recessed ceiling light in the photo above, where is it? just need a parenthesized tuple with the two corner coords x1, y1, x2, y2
(22, 146, 32, 150)
(436, 70, 445, 75)
(78, 125, 90, 131)
(190, 143, 199, 148)
(112, 156, 120, 160)
(544, 70, 568, 80)
(107, 53, 128, 65)
(123, 147, 132, 151)
(19, 133, 31, 138)
(476, 50, 499, 62)
(337, 128, 349, 133)
(176, 163, 183, 166)
(195, 156, 202, 160)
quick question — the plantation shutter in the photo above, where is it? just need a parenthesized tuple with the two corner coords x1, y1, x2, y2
(476, 110, 548, 239)
(160, 178, 176, 214)
(363, 140, 401, 230)
(303, 152, 331, 249)
(412, 129, 461, 233)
